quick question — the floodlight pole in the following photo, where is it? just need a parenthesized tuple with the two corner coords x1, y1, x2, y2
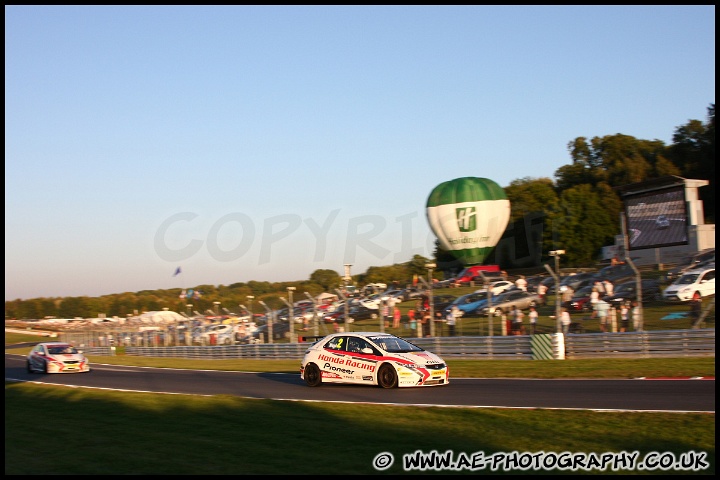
(547, 249, 565, 333)
(258, 300, 274, 344)
(426, 263, 436, 337)
(477, 271, 493, 336)
(343, 264, 353, 332)
(287, 287, 296, 341)
(621, 213, 643, 331)
(304, 292, 320, 336)
(335, 288, 349, 332)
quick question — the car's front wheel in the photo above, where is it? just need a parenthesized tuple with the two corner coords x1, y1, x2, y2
(377, 364, 398, 388)
(304, 363, 322, 387)
(26, 361, 33, 373)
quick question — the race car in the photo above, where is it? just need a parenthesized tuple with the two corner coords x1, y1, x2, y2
(300, 332, 448, 388)
(26, 342, 91, 374)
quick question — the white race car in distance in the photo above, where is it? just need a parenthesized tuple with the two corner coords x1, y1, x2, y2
(300, 332, 449, 388)
(26, 342, 91, 374)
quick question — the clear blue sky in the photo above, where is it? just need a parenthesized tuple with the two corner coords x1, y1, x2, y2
(5, 5, 715, 301)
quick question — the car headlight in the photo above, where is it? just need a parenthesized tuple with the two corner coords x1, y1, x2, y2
(396, 362, 419, 370)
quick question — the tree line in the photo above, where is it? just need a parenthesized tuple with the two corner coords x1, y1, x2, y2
(5, 104, 714, 320)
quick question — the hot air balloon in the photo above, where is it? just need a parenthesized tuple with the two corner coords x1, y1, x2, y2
(426, 177, 511, 266)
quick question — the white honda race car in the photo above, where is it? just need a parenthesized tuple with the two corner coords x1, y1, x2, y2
(300, 332, 449, 388)
(26, 342, 91, 374)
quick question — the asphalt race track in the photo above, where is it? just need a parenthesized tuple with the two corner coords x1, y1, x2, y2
(5, 354, 715, 413)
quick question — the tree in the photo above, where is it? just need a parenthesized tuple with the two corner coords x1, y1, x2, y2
(549, 184, 617, 265)
(308, 269, 341, 291)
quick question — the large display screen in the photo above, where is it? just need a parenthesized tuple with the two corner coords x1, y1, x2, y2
(624, 186, 688, 250)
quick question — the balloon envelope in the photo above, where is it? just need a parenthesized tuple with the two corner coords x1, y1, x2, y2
(426, 177, 510, 265)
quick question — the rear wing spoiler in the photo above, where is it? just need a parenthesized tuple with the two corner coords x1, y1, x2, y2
(299, 335, 326, 343)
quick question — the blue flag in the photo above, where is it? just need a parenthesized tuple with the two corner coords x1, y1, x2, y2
(173, 266, 182, 277)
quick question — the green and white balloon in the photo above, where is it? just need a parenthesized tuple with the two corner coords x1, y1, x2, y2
(426, 177, 510, 265)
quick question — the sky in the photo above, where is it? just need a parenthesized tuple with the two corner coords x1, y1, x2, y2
(5, 5, 715, 301)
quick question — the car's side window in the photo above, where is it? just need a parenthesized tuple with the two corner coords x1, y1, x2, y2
(325, 336, 346, 351)
(347, 338, 364, 353)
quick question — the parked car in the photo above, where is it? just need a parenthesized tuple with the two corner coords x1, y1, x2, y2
(474, 280, 515, 296)
(594, 264, 635, 285)
(662, 266, 715, 302)
(477, 290, 541, 317)
(540, 275, 569, 295)
(524, 275, 547, 293)
(443, 291, 501, 318)
(432, 294, 458, 314)
(603, 280, 663, 307)
(199, 324, 237, 345)
(26, 342, 91, 374)
(400, 287, 425, 301)
(382, 289, 408, 302)
(567, 285, 596, 313)
(251, 320, 292, 342)
(560, 272, 598, 291)
(664, 248, 715, 283)
(325, 304, 378, 323)
(300, 332, 449, 388)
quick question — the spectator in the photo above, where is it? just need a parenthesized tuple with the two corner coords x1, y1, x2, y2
(392, 306, 401, 328)
(619, 303, 630, 332)
(594, 280, 605, 296)
(515, 275, 528, 292)
(446, 305, 459, 337)
(603, 279, 614, 297)
(528, 306, 538, 334)
(407, 309, 416, 333)
(590, 287, 600, 305)
(593, 298, 610, 332)
(511, 305, 524, 335)
(561, 285, 575, 310)
(537, 283, 548, 306)
(690, 297, 702, 328)
(560, 307, 572, 335)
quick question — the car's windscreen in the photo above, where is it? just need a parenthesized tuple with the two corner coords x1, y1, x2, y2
(677, 274, 700, 285)
(368, 336, 423, 353)
(48, 346, 77, 354)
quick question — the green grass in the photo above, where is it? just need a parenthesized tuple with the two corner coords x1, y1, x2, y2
(5, 329, 716, 475)
(4, 382, 715, 475)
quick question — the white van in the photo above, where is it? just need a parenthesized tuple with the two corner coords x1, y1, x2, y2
(662, 266, 715, 302)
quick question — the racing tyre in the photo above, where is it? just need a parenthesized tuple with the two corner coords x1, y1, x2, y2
(26, 361, 33, 373)
(377, 364, 398, 389)
(304, 363, 322, 387)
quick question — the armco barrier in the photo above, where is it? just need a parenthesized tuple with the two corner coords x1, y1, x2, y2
(107, 329, 714, 361)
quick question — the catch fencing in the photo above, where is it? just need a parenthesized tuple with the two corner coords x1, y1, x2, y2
(64, 328, 715, 360)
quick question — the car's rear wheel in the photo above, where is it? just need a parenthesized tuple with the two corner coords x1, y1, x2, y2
(304, 363, 322, 387)
(377, 364, 398, 388)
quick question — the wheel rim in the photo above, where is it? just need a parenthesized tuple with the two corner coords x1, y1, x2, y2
(305, 364, 321, 386)
(378, 365, 397, 388)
